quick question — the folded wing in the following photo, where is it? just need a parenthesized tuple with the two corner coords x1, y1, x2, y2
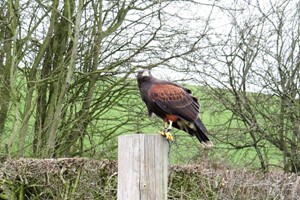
(148, 84, 199, 122)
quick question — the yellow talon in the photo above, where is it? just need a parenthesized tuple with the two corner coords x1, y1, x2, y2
(159, 121, 174, 141)
(165, 131, 174, 141)
(160, 131, 166, 136)
(159, 130, 173, 141)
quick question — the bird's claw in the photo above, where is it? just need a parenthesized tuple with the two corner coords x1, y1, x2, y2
(159, 130, 174, 142)
(165, 131, 174, 141)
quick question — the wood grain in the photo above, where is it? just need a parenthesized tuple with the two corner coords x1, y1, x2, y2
(117, 134, 169, 200)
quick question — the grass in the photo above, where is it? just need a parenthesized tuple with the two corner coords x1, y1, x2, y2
(79, 83, 284, 170)
(0, 75, 284, 171)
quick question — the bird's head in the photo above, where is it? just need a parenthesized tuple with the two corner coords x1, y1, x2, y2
(136, 70, 153, 82)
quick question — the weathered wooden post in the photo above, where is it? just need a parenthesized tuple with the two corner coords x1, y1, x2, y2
(117, 134, 169, 200)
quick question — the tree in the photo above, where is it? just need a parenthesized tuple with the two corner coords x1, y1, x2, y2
(185, 0, 300, 173)
(0, 0, 209, 158)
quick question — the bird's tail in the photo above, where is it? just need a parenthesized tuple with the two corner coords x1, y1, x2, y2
(193, 118, 213, 148)
(174, 118, 213, 148)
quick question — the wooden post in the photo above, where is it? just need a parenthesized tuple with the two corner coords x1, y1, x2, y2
(117, 134, 169, 200)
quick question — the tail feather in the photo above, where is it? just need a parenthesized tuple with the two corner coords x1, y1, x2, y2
(194, 118, 213, 148)
(173, 118, 213, 148)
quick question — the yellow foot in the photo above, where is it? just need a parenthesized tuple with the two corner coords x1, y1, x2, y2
(159, 131, 166, 136)
(165, 131, 174, 141)
(159, 131, 174, 142)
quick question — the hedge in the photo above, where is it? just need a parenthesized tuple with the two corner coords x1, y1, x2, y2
(0, 158, 299, 199)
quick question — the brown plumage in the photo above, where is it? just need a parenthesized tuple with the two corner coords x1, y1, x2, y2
(137, 70, 213, 147)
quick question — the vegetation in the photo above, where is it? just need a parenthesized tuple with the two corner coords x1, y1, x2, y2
(0, 0, 300, 199)
(0, 0, 299, 198)
(1, 0, 191, 158)
(1, 158, 299, 199)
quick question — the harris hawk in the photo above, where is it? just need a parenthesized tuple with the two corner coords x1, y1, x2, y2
(137, 70, 213, 148)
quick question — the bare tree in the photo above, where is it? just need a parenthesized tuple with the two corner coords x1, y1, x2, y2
(184, 0, 300, 172)
(0, 0, 210, 158)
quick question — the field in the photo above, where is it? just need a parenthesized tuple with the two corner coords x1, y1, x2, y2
(0, 77, 295, 199)
(0, 77, 284, 170)
(102, 83, 284, 168)
(1, 0, 299, 198)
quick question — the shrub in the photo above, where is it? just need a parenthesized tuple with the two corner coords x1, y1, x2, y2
(0, 158, 299, 199)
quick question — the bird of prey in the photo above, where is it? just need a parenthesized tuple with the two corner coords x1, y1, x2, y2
(137, 70, 213, 147)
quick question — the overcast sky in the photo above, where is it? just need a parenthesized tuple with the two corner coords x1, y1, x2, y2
(148, 0, 299, 95)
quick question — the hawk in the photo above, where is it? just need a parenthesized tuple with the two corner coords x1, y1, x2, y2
(137, 70, 213, 147)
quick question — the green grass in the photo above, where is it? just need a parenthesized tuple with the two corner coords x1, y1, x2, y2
(80, 83, 283, 170)
(0, 75, 284, 171)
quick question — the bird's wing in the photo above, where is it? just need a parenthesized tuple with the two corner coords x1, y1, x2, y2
(148, 83, 199, 121)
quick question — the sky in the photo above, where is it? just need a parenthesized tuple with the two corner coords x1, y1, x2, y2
(15, 0, 299, 94)
(147, 0, 299, 95)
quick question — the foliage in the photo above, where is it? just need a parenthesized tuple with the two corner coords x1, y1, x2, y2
(0, 0, 206, 158)
(1, 158, 299, 200)
(178, 0, 300, 173)
(0, 0, 299, 174)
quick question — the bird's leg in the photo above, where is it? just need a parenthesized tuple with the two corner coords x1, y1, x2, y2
(165, 120, 174, 141)
(160, 121, 174, 141)
(159, 122, 168, 136)
(167, 120, 173, 132)
(164, 121, 169, 132)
